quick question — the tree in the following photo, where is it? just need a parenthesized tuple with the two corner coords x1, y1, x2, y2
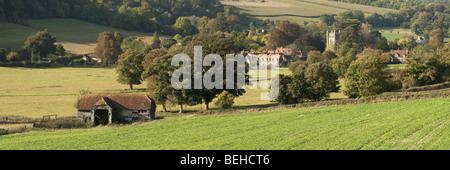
(339, 26, 361, 49)
(74, 89, 92, 108)
(267, 20, 303, 49)
(121, 37, 151, 55)
(344, 55, 389, 98)
(182, 32, 245, 110)
(304, 62, 340, 101)
(0, 48, 7, 62)
(143, 44, 201, 113)
(404, 48, 448, 86)
(142, 51, 173, 112)
(23, 29, 56, 61)
(429, 28, 445, 48)
(94, 32, 123, 65)
(273, 74, 305, 104)
(320, 14, 336, 26)
(55, 44, 66, 56)
(214, 91, 235, 109)
(152, 32, 162, 49)
(226, 15, 241, 32)
(116, 49, 145, 90)
(331, 47, 357, 78)
(174, 16, 198, 36)
(397, 36, 417, 50)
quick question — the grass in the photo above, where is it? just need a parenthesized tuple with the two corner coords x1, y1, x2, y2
(387, 64, 406, 69)
(0, 18, 155, 54)
(0, 66, 346, 118)
(0, 66, 147, 118)
(0, 98, 447, 150)
(222, 0, 396, 24)
(374, 27, 418, 42)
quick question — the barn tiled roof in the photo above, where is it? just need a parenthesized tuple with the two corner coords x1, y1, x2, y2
(77, 94, 153, 111)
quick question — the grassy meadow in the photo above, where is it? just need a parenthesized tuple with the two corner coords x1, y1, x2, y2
(222, 0, 396, 24)
(0, 18, 155, 54)
(375, 27, 418, 42)
(0, 98, 448, 150)
(0, 66, 313, 118)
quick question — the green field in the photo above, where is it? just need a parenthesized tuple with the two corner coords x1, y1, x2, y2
(374, 27, 418, 42)
(0, 67, 315, 118)
(222, 0, 396, 24)
(0, 98, 447, 150)
(0, 18, 155, 54)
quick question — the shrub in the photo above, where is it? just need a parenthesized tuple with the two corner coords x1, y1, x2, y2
(36, 118, 93, 129)
(214, 91, 235, 109)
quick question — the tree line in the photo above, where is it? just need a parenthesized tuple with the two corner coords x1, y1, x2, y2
(329, 0, 449, 9)
(320, 3, 450, 37)
(0, 0, 229, 35)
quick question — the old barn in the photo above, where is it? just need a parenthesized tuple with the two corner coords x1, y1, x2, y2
(77, 94, 156, 125)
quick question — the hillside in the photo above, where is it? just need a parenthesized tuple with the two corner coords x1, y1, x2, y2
(0, 98, 448, 150)
(221, 0, 397, 24)
(0, 18, 155, 54)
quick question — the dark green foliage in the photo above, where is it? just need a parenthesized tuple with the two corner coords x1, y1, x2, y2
(0, 48, 7, 62)
(55, 44, 66, 56)
(404, 47, 448, 86)
(23, 29, 56, 60)
(274, 74, 303, 104)
(121, 37, 151, 55)
(214, 91, 235, 109)
(331, 46, 358, 78)
(174, 17, 198, 36)
(338, 10, 365, 23)
(182, 32, 246, 110)
(36, 118, 93, 129)
(330, 0, 448, 9)
(0, 0, 223, 34)
(276, 62, 340, 104)
(304, 63, 340, 101)
(142, 48, 172, 112)
(116, 49, 145, 90)
(344, 55, 389, 98)
(320, 14, 336, 26)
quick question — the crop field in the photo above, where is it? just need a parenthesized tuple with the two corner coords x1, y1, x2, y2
(0, 98, 448, 150)
(221, 0, 396, 24)
(0, 19, 155, 54)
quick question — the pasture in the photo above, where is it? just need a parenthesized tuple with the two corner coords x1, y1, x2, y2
(0, 67, 321, 118)
(221, 0, 396, 24)
(0, 19, 155, 54)
(0, 98, 448, 150)
(375, 27, 418, 42)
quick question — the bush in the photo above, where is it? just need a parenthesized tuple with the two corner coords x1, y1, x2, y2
(214, 91, 235, 109)
(36, 118, 93, 129)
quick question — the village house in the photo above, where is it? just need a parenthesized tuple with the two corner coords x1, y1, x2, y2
(415, 36, 425, 44)
(243, 47, 303, 67)
(77, 94, 156, 125)
(389, 49, 409, 63)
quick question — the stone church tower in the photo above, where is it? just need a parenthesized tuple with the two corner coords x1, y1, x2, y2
(326, 29, 340, 51)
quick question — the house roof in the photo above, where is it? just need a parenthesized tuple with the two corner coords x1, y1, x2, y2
(77, 94, 153, 111)
(390, 50, 408, 56)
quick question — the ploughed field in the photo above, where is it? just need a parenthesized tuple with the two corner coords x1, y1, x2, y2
(0, 98, 448, 150)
